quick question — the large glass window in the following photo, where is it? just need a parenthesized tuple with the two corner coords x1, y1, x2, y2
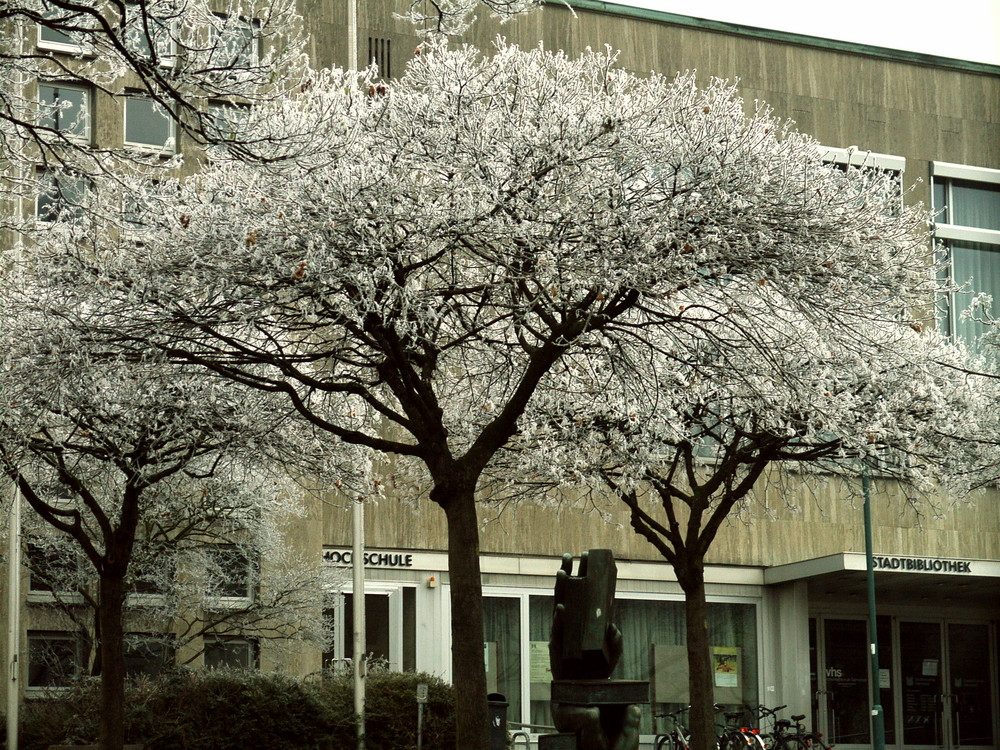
(38, 83, 90, 140)
(124, 95, 175, 151)
(526, 594, 758, 737)
(934, 163, 1000, 351)
(484, 596, 523, 725)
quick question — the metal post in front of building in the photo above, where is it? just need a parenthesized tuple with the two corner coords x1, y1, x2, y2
(862, 466, 886, 750)
(6, 487, 22, 750)
(345, 6, 366, 750)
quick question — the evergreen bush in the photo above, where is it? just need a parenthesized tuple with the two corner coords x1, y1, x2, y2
(14, 668, 455, 750)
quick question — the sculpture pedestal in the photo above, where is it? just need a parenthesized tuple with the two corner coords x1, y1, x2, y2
(545, 679, 649, 750)
(551, 679, 649, 706)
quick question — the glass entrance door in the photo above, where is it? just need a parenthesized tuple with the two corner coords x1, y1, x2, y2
(896, 620, 996, 750)
(946, 623, 994, 748)
(324, 586, 416, 673)
(821, 618, 873, 746)
(898, 621, 944, 747)
(814, 617, 997, 750)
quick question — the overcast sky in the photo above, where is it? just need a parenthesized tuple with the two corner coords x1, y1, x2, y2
(626, 0, 1000, 65)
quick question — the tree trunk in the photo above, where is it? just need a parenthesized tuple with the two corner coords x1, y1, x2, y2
(443, 493, 490, 750)
(677, 553, 715, 750)
(98, 573, 127, 750)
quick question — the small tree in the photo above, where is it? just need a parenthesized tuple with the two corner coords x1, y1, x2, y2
(18, 41, 975, 748)
(0, 283, 349, 750)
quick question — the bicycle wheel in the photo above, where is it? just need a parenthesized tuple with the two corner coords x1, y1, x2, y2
(655, 734, 674, 750)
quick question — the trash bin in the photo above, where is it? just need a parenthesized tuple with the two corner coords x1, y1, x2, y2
(487, 692, 508, 750)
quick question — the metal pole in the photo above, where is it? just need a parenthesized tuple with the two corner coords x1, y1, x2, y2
(7, 487, 22, 750)
(346, 3, 365, 746)
(352, 497, 365, 750)
(862, 467, 886, 750)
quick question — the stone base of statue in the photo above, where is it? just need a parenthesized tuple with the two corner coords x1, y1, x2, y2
(549, 679, 648, 750)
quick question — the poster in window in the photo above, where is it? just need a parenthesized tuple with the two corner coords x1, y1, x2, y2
(530, 640, 552, 683)
(713, 647, 740, 688)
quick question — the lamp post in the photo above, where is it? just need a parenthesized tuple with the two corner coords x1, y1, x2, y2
(862, 466, 886, 750)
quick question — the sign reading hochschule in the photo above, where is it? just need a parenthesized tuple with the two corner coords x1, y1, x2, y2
(323, 549, 416, 568)
(873, 555, 973, 574)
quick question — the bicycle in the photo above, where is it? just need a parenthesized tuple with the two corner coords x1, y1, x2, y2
(752, 704, 832, 750)
(716, 706, 766, 750)
(654, 706, 692, 750)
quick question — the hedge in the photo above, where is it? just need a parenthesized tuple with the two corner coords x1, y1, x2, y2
(13, 669, 455, 750)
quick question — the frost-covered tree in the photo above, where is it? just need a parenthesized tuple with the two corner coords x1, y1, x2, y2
(0, 283, 352, 750)
(510, 300, 989, 745)
(14, 40, 983, 748)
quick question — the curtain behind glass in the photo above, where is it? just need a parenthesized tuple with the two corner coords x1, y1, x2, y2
(951, 180, 1000, 231)
(483, 596, 522, 724)
(950, 240, 1000, 348)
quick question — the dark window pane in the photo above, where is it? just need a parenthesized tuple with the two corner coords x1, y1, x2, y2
(28, 633, 80, 687)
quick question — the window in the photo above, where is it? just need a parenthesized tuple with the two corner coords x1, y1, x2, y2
(211, 16, 261, 70)
(368, 37, 392, 78)
(36, 169, 88, 223)
(204, 636, 258, 670)
(206, 100, 250, 142)
(933, 162, 1000, 350)
(37, 10, 88, 53)
(483, 587, 760, 737)
(123, 3, 176, 64)
(124, 634, 175, 677)
(204, 544, 256, 607)
(27, 632, 82, 691)
(26, 539, 85, 602)
(38, 83, 91, 141)
(127, 541, 175, 603)
(819, 146, 905, 211)
(124, 95, 175, 152)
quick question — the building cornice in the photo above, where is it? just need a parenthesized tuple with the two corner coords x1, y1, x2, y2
(553, 0, 1000, 77)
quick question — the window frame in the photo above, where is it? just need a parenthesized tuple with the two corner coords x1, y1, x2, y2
(211, 14, 262, 71)
(203, 543, 257, 610)
(123, 632, 176, 677)
(932, 162, 1000, 342)
(26, 538, 86, 605)
(123, 93, 177, 153)
(26, 631, 83, 694)
(37, 81, 92, 142)
(203, 635, 259, 670)
(123, 2, 178, 67)
(36, 14, 88, 55)
(35, 168, 89, 224)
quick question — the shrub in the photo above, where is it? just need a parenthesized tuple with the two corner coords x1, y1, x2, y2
(16, 669, 455, 750)
(315, 671, 455, 750)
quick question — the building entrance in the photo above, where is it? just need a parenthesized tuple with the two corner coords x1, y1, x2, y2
(812, 617, 996, 750)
